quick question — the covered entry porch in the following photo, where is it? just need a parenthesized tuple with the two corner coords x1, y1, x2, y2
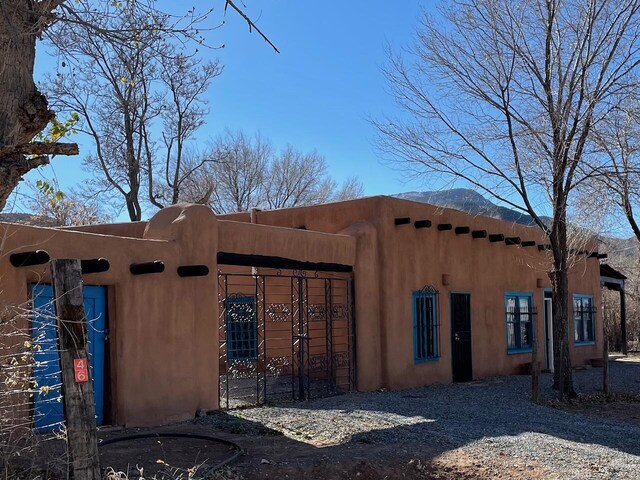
(601, 263, 629, 354)
(216, 220, 358, 408)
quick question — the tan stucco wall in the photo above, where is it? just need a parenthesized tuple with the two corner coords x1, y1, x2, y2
(66, 221, 149, 238)
(0, 205, 219, 427)
(0, 205, 361, 427)
(0, 196, 605, 427)
(218, 220, 356, 266)
(231, 196, 603, 390)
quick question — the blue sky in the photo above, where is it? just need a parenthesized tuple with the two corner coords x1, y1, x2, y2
(24, 0, 438, 210)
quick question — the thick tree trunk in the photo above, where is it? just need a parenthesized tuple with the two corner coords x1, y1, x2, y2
(0, 0, 55, 210)
(549, 220, 576, 399)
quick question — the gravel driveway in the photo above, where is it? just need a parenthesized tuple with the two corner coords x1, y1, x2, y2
(203, 360, 640, 479)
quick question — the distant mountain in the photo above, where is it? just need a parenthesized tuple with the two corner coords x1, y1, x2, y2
(395, 188, 551, 226)
(600, 236, 638, 272)
(0, 213, 56, 227)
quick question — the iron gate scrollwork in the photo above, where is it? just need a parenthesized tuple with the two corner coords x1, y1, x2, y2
(218, 271, 355, 409)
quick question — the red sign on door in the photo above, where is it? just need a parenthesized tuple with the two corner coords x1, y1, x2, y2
(74, 358, 89, 383)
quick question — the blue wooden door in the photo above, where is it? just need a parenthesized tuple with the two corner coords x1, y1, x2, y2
(31, 284, 107, 430)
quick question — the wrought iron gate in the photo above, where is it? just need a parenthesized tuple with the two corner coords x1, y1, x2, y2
(218, 270, 355, 408)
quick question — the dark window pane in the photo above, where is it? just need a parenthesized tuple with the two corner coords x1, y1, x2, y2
(505, 294, 532, 350)
(414, 293, 438, 360)
(426, 297, 434, 357)
(227, 297, 257, 360)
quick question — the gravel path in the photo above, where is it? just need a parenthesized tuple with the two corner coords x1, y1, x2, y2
(204, 360, 640, 479)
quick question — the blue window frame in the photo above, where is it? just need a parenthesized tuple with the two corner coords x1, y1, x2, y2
(413, 291, 439, 362)
(505, 292, 533, 353)
(226, 296, 257, 361)
(573, 294, 595, 345)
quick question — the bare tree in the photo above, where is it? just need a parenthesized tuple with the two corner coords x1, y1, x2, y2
(181, 130, 365, 212)
(206, 130, 271, 213)
(49, 7, 163, 221)
(374, 0, 640, 397)
(26, 180, 111, 226)
(149, 50, 222, 209)
(49, 7, 223, 220)
(333, 176, 365, 202)
(264, 146, 334, 209)
(0, 0, 277, 212)
(264, 147, 364, 208)
(593, 101, 640, 242)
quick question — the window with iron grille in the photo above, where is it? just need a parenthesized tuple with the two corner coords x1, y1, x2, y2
(413, 290, 439, 362)
(226, 296, 257, 361)
(573, 294, 595, 345)
(505, 293, 533, 352)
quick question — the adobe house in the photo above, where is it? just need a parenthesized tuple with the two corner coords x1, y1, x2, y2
(0, 196, 603, 427)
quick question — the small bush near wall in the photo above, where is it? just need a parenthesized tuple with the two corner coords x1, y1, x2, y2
(0, 300, 67, 479)
(603, 288, 640, 353)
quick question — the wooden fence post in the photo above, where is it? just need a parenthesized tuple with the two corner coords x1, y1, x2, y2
(51, 259, 101, 480)
(531, 319, 539, 404)
(558, 337, 564, 402)
(603, 339, 609, 396)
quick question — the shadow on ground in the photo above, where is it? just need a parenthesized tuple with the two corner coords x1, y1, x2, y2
(14, 361, 640, 479)
(200, 360, 640, 478)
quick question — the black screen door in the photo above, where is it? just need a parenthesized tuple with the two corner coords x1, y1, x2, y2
(451, 293, 473, 382)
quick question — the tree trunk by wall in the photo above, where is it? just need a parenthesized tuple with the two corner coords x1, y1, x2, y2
(550, 220, 576, 399)
(603, 338, 609, 396)
(0, 1, 54, 210)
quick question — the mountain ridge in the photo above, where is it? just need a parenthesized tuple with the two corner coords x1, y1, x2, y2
(395, 188, 552, 227)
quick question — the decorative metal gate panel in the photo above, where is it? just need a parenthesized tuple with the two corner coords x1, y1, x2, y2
(218, 270, 355, 409)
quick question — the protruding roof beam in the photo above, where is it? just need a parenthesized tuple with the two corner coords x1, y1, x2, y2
(130, 261, 165, 275)
(81, 258, 110, 274)
(177, 265, 210, 277)
(9, 250, 50, 268)
(414, 220, 432, 229)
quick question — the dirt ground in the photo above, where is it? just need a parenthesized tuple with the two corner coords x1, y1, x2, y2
(15, 359, 640, 479)
(97, 423, 551, 480)
(95, 401, 638, 480)
(551, 355, 640, 426)
(560, 396, 640, 426)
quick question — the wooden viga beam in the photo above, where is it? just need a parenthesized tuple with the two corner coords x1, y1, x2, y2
(9, 250, 50, 267)
(0, 142, 79, 157)
(130, 261, 165, 275)
(80, 258, 110, 274)
(414, 220, 432, 229)
(177, 265, 210, 277)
